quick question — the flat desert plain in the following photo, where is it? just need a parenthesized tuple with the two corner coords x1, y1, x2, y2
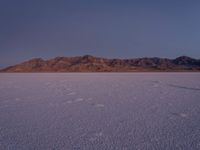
(0, 73, 200, 150)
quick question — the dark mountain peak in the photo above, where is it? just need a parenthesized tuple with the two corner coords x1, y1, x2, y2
(175, 56, 194, 60)
(28, 58, 44, 62)
(81, 55, 97, 61)
(54, 56, 65, 60)
(82, 55, 94, 59)
(174, 56, 196, 65)
(78, 55, 98, 64)
(24, 58, 44, 65)
(53, 56, 68, 61)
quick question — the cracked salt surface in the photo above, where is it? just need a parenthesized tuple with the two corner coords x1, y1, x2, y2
(0, 73, 200, 150)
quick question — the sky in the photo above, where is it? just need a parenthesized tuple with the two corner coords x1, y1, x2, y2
(1, 0, 200, 67)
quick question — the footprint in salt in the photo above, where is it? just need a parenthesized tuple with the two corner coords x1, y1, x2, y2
(61, 99, 73, 104)
(67, 92, 76, 96)
(170, 112, 188, 118)
(179, 113, 188, 118)
(15, 98, 21, 101)
(153, 83, 159, 88)
(89, 132, 103, 142)
(48, 103, 56, 107)
(66, 100, 73, 104)
(150, 81, 161, 88)
(168, 103, 173, 106)
(87, 98, 93, 101)
(45, 82, 51, 86)
(74, 98, 84, 102)
(94, 104, 105, 108)
(66, 88, 71, 91)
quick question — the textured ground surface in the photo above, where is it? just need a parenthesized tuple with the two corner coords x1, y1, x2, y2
(0, 73, 200, 150)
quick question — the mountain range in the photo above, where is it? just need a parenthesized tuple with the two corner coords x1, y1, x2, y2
(1, 55, 200, 72)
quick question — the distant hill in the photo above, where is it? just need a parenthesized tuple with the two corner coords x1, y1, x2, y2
(1, 55, 200, 72)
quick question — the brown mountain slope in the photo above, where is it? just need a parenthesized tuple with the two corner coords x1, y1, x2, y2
(1, 55, 200, 72)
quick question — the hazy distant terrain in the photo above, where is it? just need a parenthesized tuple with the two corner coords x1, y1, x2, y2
(0, 73, 200, 150)
(1, 55, 200, 72)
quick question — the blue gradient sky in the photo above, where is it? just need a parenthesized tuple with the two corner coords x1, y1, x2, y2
(1, 0, 200, 67)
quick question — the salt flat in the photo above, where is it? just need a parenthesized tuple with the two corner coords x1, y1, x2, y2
(0, 73, 200, 150)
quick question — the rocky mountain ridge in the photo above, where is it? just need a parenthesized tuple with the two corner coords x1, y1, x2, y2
(1, 55, 200, 72)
